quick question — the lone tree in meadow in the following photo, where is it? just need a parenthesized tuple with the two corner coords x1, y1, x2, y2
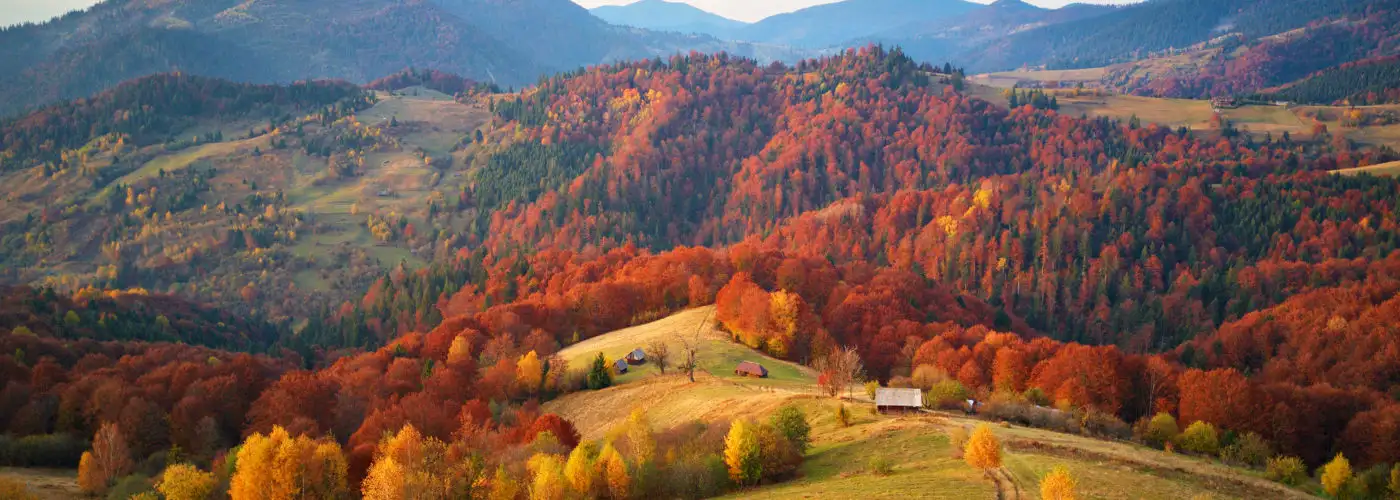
(1039, 465, 1077, 500)
(645, 339, 670, 374)
(587, 353, 612, 390)
(964, 424, 1003, 473)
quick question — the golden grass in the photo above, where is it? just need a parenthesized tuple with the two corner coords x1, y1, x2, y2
(0, 467, 81, 500)
(1334, 160, 1400, 177)
(118, 134, 268, 184)
(555, 306, 816, 388)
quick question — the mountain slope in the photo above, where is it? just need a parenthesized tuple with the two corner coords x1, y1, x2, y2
(736, 0, 979, 48)
(0, 0, 787, 118)
(590, 0, 748, 38)
(870, 0, 1118, 64)
(960, 0, 1400, 72)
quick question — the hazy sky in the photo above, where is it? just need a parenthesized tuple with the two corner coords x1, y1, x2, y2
(4, 0, 96, 26)
(2, 0, 1135, 28)
(575, 0, 1135, 23)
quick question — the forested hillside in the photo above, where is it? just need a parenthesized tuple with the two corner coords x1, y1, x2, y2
(963, 0, 1400, 72)
(1104, 6, 1400, 99)
(1262, 56, 1400, 104)
(0, 0, 786, 118)
(4, 45, 1400, 498)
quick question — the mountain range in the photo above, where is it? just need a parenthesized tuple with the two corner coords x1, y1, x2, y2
(590, 0, 749, 39)
(4, 0, 1394, 118)
(0, 0, 796, 117)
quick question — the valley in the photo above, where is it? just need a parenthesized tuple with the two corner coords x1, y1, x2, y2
(3, 0, 1400, 498)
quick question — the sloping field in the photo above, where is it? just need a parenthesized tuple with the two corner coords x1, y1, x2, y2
(1335, 160, 1400, 177)
(0, 467, 80, 499)
(552, 308, 1319, 500)
(555, 306, 815, 389)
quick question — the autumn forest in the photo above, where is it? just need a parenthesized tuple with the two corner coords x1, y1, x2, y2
(3, 5, 1400, 495)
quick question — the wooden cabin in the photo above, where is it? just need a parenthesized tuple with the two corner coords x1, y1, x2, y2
(875, 388, 924, 413)
(734, 361, 768, 378)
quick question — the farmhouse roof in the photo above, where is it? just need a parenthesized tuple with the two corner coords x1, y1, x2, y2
(875, 388, 924, 408)
(734, 361, 767, 376)
(627, 348, 645, 360)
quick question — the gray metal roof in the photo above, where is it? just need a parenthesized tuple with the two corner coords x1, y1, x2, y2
(875, 387, 923, 408)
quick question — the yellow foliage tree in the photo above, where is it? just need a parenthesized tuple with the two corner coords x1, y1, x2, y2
(447, 335, 472, 365)
(79, 422, 132, 495)
(724, 419, 762, 485)
(77, 451, 101, 494)
(488, 466, 520, 500)
(363, 424, 452, 500)
(231, 426, 347, 500)
(157, 464, 216, 500)
(527, 453, 566, 500)
(1319, 453, 1352, 499)
(563, 442, 596, 495)
(964, 424, 1003, 472)
(362, 455, 406, 500)
(767, 291, 802, 358)
(596, 443, 630, 499)
(1039, 465, 1077, 500)
(517, 350, 544, 394)
(623, 409, 655, 465)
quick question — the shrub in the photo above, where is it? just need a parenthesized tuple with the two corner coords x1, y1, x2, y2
(869, 456, 893, 476)
(0, 433, 87, 467)
(1138, 413, 1179, 449)
(156, 464, 216, 500)
(1023, 387, 1051, 407)
(1080, 410, 1131, 440)
(948, 426, 969, 459)
(1266, 455, 1307, 486)
(864, 381, 880, 400)
(1350, 463, 1392, 500)
(1039, 465, 1076, 500)
(1219, 432, 1270, 468)
(768, 406, 811, 454)
(0, 477, 39, 500)
(835, 404, 851, 428)
(1175, 421, 1219, 455)
(964, 424, 1002, 471)
(1319, 453, 1352, 499)
(105, 474, 154, 500)
(925, 379, 969, 410)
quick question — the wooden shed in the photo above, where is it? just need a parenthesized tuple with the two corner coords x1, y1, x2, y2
(613, 358, 629, 374)
(734, 361, 769, 378)
(625, 348, 646, 365)
(875, 388, 924, 413)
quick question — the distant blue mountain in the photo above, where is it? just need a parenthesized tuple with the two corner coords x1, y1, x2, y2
(736, 0, 980, 49)
(591, 0, 748, 39)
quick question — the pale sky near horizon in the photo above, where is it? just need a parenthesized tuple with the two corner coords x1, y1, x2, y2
(2, 0, 1135, 27)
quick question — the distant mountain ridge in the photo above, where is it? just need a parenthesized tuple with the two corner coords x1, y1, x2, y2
(0, 0, 795, 118)
(590, 0, 748, 39)
(735, 0, 980, 48)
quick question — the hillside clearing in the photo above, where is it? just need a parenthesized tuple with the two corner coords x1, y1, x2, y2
(554, 306, 816, 389)
(0, 467, 80, 499)
(1334, 160, 1400, 176)
(549, 309, 1319, 500)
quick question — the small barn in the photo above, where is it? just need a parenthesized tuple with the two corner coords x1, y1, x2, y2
(734, 361, 768, 378)
(875, 388, 924, 413)
(625, 348, 646, 365)
(613, 358, 629, 374)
